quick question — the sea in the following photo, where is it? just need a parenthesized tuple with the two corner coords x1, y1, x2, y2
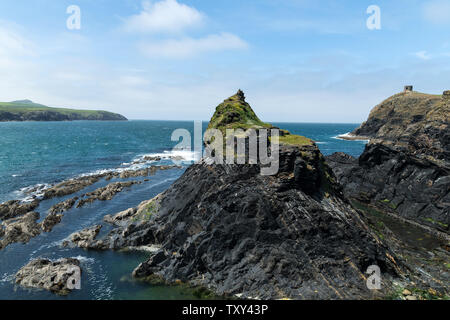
(0, 120, 367, 300)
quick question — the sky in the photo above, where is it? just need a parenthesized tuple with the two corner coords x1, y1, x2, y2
(0, 0, 449, 122)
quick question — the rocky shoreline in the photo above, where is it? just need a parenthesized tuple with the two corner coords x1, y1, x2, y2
(15, 258, 81, 295)
(5, 90, 449, 300)
(0, 164, 182, 251)
(58, 91, 429, 300)
(327, 89, 449, 235)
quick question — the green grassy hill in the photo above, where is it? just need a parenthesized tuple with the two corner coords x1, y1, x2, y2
(0, 100, 127, 121)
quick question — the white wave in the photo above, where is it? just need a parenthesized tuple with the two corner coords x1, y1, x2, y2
(332, 132, 352, 140)
(72, 255, 96, 264)
(12, 183, 52, 202)
(128, 244, 161, 253)
(332, 132, 369, 143)
(0, 272, 14, 284)
(5, 149, 191, 204)
(135, 149, 198, 162)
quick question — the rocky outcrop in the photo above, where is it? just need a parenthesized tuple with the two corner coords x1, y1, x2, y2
(0, 200, 39, 220)
(0, 211, 41, 249)
(0, 211, 64, 249)
(118, 165, 181, 179)
(43, 175, 105, 199)
(68, 91, 405, 299)
(49, 197, 78, 214)
(351, 91, 449, 161)
(0, 165, 183, 250)
(64, 198, 161, 250)
(15, 258, 81, 295)
(63, 225, 103, 249)
(76, 181, 141, 208)
(327, 89, 449, 234)
(41, 213, 63, 232)
(129, 145, 403, 299)
(327, 145, 449, 234)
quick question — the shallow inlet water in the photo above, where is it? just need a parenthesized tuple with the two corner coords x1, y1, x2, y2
(0, 121, 369, 300)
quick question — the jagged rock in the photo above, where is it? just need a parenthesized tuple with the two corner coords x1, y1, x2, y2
(67, 197, 162, 250)
(143, 156, 162, 161)
(76, 181, 141, 208)
(1, 211, 64, 249)
(49, 197, 78, 214)
(104, 207, 138, 226)
(62, 91, 410, 299)
(125, 92, 404, 300)
(43, 175, 104, 199)
(118, 165, 181, 179)
(351, 91, 449, 161)
(63, 225, 103, 249)
(0, 211, 41, 249)
(327, 90, 449, 234)
(15, 258, 81, 295)
(41, 213, 63, 233)
(327, 145, 449, 233)
(402, 289, 412, 295)
(130, 143, 402, 299)
(0, 200, 39, 220)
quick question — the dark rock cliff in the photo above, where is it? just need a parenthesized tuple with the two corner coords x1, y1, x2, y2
(130, 144, 402, 299)
(70, 91, 404, 299)
(327, 90, 449, 234)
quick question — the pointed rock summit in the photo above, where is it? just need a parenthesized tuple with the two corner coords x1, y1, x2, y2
(208, 90, 271, 133)
(230, 89, 245, 102)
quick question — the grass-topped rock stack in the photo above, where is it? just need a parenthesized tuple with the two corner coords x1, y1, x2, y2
(208, 89, 272, 132)
(208, 90, 313, 147)
(64, 91, 405, 299)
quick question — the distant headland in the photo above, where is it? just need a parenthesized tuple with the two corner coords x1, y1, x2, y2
(0, 100, 127, 122)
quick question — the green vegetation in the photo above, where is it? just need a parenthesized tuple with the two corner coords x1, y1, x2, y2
(208, 90, 313, 147)
(134, 200, 159, 222)
(276, 134, 313, 146)
(191, 286, 219, 299)
(379, 198, 398, 210)
(207, 90, 272, 133)
(385, 284, 449, 300)
(423, 217, 448, 228)
(0, 100, 127, 121)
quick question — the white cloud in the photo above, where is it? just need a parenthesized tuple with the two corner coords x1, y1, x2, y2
(414, 51, 431, 60)
(423, 0, 450, 24)
(124, 0, 204, 33)
(139, 32, 248, 58)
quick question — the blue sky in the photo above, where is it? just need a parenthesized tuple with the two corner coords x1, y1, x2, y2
(0, 0, 449, 122)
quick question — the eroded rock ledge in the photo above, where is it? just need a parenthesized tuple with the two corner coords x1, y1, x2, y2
(0, 165, 182, 250)
(15, 258, 81, 295)
(326, 146, 449, 235)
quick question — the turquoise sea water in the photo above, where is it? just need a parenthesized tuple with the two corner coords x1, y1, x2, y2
(0, 120, 366, 300)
